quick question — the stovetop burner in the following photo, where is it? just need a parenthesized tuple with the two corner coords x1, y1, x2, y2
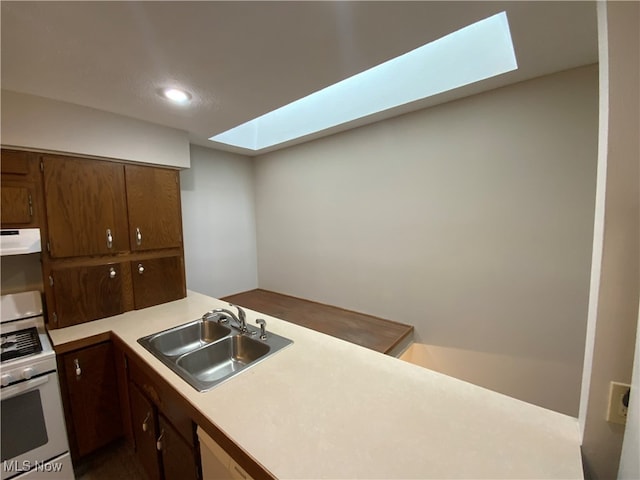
(0, 327, 43, 362)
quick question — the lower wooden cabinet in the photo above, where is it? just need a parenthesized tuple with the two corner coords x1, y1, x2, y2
(159, 414, 200, 480)
(129, 382, 162, 480)
(59, 341, 123, 458)
(127, 359, 200, 480)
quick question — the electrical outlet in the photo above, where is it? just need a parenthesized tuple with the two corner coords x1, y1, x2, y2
(606, 381, 631, 425)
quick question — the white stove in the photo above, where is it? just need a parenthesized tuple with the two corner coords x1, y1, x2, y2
(0, 291, 74, 480)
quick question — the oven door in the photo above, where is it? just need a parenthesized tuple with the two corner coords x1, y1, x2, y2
(0, 372, 71, 480)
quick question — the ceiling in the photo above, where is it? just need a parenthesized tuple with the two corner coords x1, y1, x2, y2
(1, 1, 598, 156)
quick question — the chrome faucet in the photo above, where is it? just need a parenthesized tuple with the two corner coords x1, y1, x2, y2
(211, 303, 247, 333)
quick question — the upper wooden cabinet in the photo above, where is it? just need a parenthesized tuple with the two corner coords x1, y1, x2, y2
(132, 255, 185, 309)
(50, 261, 133, 328)
(125, 165, 183, 251)
(42, 157, 184, 258)
(42, 155, 129, 258)
(1, 149, 43, 228)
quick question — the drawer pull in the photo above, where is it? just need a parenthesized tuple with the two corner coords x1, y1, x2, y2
(136, 227, 142, 246)
(109, 267, 117, 279)
(74, 359, 81, 377)
(138, 264, 145, 275)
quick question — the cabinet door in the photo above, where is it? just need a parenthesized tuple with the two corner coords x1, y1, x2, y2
(129, 383, 162, 480)
(125, 165, 183, 251)
(158, 415, 199, 480)
(1, 149, 31, 175)
(1, 149, 41, 228)
(0, 184, 33, 224)
(131, 256, 185, 309)
(42, 155, 129, 258)
(62, 342, 123, 458)
(51, 262, 132, 328)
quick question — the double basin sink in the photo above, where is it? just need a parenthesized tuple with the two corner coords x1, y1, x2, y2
(138, 313, 293, 392)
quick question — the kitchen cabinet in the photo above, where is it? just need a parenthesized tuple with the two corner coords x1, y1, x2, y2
(59, 341, 123, 459)
(49, 262, 133, 328)
(125, 165, 183, 252)
(42, 157, 184, 258)
(129, 382, 162, 480)
(1, 149, 43, 228)
(42, 155, 129, 258)
(128, 355, 200, 480)
(39, 152, 186, 329)
(159, 414, 200, 480)
(131, 255, 185, 310)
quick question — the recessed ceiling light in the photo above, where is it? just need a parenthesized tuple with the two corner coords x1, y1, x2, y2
(209, 11, 517, 152)
(162, 88, 192, 104)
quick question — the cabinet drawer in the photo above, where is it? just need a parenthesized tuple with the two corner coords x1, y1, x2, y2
(128, 355, 195, 447)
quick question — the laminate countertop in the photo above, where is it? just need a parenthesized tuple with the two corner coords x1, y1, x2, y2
(48, 290, 583, 479)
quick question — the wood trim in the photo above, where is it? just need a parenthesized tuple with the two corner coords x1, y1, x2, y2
(45, 248, 184, 269)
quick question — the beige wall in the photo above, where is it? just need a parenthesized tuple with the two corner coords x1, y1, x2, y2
(254, 65, 598, 416)
(180, 145, 258, 298)
(1, 90, 190, 168)
(579, 2, 639, 479)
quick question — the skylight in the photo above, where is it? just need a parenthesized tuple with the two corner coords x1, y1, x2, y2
(209, 11, 517, 152)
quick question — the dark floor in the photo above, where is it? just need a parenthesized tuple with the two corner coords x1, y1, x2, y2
(222, 289, 414, 355)
(75, 440, 146, 480)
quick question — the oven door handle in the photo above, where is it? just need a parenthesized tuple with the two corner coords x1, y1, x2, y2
(0, 375, 49, 400)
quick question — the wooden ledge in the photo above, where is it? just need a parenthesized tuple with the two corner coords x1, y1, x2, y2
(222, 289, 413, 355)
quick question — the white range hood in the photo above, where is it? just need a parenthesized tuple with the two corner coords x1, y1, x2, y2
(0, 228, 42, 255)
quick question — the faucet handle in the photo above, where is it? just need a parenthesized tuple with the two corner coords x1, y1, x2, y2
(255, 319, 267, 340)
(228, 303, 246, 321)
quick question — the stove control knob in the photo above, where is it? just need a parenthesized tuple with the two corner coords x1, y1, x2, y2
(1, 374, 14, 387)
(22, 367, 36, 380)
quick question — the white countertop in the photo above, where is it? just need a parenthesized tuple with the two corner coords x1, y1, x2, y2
(48, 290, 583, 479)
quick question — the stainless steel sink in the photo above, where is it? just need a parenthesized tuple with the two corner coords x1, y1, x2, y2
(138, 316, 292, 392)
(176, 335, 270, 386)
(148, 320, 232, 358)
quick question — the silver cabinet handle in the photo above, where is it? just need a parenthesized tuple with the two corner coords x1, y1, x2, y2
(156, 429, 165, 451)
(109, 267, 117, 279)
(142, 412, 151, 432)
(74, 359, 81, 377)
(106, 228, 113, 248)
(138, 264, 145, 274)
(136, 227, 142, 246)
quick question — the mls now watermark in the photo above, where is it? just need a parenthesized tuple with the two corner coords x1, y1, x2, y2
(3, 460, 65, 473)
